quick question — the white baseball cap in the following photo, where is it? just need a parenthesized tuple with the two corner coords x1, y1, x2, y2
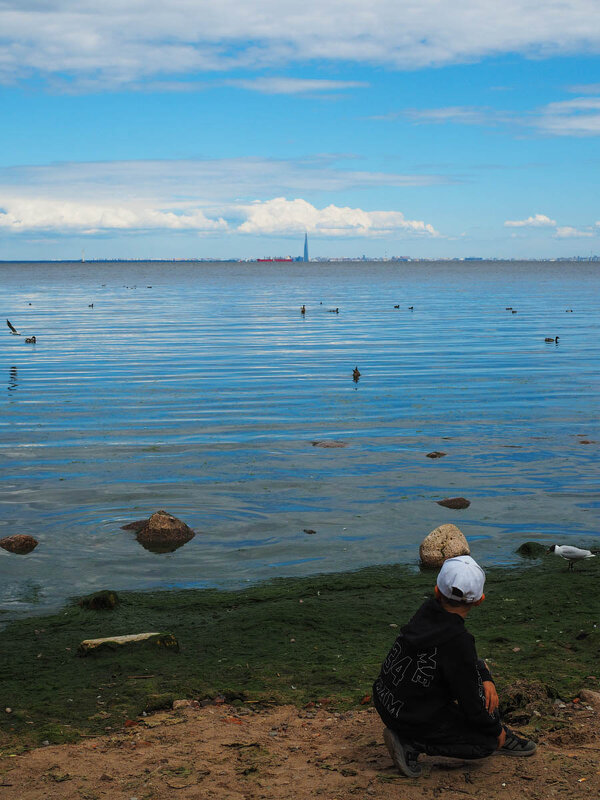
(436, 555, 485, 603)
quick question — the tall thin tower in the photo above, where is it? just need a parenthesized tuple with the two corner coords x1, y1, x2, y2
(303, 233, 309, 262)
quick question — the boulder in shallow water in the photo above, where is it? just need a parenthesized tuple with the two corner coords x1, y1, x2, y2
(311, 440, 347, 448)
(516, 541, 547, 559)
(437, 497, 471, 510)
(78, 590, 119, 610)
(426, 451, 447, 459)
(420, 524, 470, 568)
(121, 519, 147, 532)
(0, 534, 38, 555)
(133, 510, 195, 554)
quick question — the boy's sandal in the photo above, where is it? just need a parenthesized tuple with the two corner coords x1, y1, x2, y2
(498, 730, 537, 756)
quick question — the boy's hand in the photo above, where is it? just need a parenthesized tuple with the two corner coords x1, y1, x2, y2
(483, 680, 499, 714)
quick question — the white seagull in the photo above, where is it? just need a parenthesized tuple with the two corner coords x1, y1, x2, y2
(6, 319, 36, 343)
(548, 544, 596, 570)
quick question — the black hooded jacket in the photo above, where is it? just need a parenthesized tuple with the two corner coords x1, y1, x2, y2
(372, 597, 502, 738)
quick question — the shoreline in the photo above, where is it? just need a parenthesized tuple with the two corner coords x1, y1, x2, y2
(1, 557, 599, 750)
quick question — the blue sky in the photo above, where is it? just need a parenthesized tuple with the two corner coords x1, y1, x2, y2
(1, 0, 600, 260)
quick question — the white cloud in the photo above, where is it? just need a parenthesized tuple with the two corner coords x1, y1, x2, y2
(504, 214, 557, 228)
(224, 78, 368, 94)
(554, 226, 594, 238)
(401, 106, 506, 126)
(237, 197, 438, 237)
(0, 157, 449, 204)
(2, 1, 600, 87)
(394, 91, 600, 138)
(0, 195, 437, 238)
(0, 157, 446, 238)
(0, 198, 227, 234)
(503, 213, 596, 238)
(568, 83, 600, 94)
(536, 97, 600, 136)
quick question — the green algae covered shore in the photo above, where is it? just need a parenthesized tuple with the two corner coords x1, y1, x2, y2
(1, 556, 599, 750)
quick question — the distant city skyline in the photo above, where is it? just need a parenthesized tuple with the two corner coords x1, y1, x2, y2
(1, 2, 600, 260)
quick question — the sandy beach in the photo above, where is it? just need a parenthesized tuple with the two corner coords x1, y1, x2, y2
(2, 697, 599, 800)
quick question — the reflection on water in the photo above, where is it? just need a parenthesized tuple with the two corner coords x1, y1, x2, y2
(1, 260, 599, 619)
(7, 366, 17, 393)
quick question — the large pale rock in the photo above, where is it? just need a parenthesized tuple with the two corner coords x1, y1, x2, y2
(78, 632, 179, 656)
(420, 524, 470, 568)
(579, 689, 600, 709)
(0, 534, 38, 554)
(124, 510, 195, 553)
(173, 699, 201, 710)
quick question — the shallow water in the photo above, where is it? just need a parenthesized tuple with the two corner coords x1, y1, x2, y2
(1, 260, 599, 618)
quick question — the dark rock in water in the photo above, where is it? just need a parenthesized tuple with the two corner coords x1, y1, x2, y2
(78, 590, 119, 610)
(134, 510, 195, 554)
(303, 529, 317, 535)
(0, 534, 38, 554)
(437, 497, 471, 510)
(311, 440, 347, 448)
(426, 451, 447, 459)
(121, 519, 147, 531)
(516, 541, 547, 558)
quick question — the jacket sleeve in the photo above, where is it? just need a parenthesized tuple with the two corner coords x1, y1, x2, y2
(441, 635, 502, 737)
(477, 658, 494, 685)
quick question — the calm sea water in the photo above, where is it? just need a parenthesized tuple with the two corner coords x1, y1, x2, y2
(1, 260, 599, 618)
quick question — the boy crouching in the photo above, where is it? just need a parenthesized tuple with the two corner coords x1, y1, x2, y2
(373, 555, 536, 777)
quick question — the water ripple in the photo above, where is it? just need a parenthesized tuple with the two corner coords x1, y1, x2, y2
(1, 260, 599, 617)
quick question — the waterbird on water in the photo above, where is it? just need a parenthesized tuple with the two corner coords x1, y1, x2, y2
(352, 366, 361, 382)
(547, 544, 596, 570)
